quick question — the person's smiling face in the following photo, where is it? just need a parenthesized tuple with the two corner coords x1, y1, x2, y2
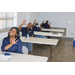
(9, 28, 17, 37)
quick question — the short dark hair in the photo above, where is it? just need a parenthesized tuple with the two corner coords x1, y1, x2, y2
(7, 27, 20, 40)
(35, 23, 38, 25)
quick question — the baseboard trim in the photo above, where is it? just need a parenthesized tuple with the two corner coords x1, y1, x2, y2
(61, 36, 74, 40)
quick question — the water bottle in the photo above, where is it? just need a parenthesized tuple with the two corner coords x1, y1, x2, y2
(73, 40, 75, 47)
(27, 33, 29, 39)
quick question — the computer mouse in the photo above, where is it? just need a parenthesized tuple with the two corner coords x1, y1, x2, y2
(4, 53, 11, 56)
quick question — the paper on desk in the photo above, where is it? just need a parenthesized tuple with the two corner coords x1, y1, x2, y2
(0, 54, 12, 61)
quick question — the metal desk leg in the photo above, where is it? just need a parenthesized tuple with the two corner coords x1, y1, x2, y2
(55, 44, 57, 52)
(49, 45, 52, 62)
(32, 43, 33, 53)
(57, 37, 60, 49)
(60, 37, 61, 44)
(55, 37, 59, 52)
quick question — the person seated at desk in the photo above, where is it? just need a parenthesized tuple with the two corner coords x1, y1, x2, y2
(40, 20, 51, 38)
(18, 20, 34, 54)
(40, 20, 51, 29)
(1, 27, 22, 54)
(32, 19, 46, 39)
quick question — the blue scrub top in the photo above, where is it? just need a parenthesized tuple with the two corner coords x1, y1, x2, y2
(33, 26, 41, 31)
(1, 37, 22, 54)
(42, 23, 49, 29)
(21, 27, 34, 37)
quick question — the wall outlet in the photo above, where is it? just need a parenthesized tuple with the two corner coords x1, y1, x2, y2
(72, 32, 74, 34)
(68, 21, 70, 24)
(67, 21, 71, 25)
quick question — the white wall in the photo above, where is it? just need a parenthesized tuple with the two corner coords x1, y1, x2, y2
(17, 12, 40, 27)
(17, 12, 29, 27)
(29, 12, 40, 24)
(39, 12, 75, 38)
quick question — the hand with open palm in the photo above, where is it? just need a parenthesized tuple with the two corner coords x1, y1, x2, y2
(22, 20, 26, 25)
(11, 37, 18, 45)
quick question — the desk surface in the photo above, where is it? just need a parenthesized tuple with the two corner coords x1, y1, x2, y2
(41, 29, 64, 32)
(21, 37, 58, 45)
(34, 31, 63, 37)
(0, 52, 48, 62)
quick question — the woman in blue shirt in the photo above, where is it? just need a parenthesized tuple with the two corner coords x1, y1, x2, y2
(1, 27, 22, 54)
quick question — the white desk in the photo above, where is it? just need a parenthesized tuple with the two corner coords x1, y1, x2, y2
(20, 37, 59, 61)
(34, 31, 63, 44)
(41, 29, 64, 33)
(0, 52, 48, 62)
(34, 31, 63, 37)
(21, 37, 58, 45)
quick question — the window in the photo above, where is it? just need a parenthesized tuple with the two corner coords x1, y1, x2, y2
(0, 12, 17, 30)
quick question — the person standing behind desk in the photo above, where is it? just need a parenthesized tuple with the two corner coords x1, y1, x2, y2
(40, 20, 51, 29)
(18, 20, 34, 54)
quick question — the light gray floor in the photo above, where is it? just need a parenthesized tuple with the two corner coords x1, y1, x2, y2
(32, 39, 75, 62)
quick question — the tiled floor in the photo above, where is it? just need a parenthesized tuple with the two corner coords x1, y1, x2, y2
(32, 39, 75, 62)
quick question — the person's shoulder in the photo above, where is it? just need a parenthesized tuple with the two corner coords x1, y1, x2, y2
(47, 24, 49, 25)
(18, 38, 21, 41)
(21, 27, 27, 29)
(34, 26, 36, 27)
(43, 23, 45, 25)
(3, 37, 8, 40)
(17, 38, 22, 43)
(2, 37, 9, 42)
